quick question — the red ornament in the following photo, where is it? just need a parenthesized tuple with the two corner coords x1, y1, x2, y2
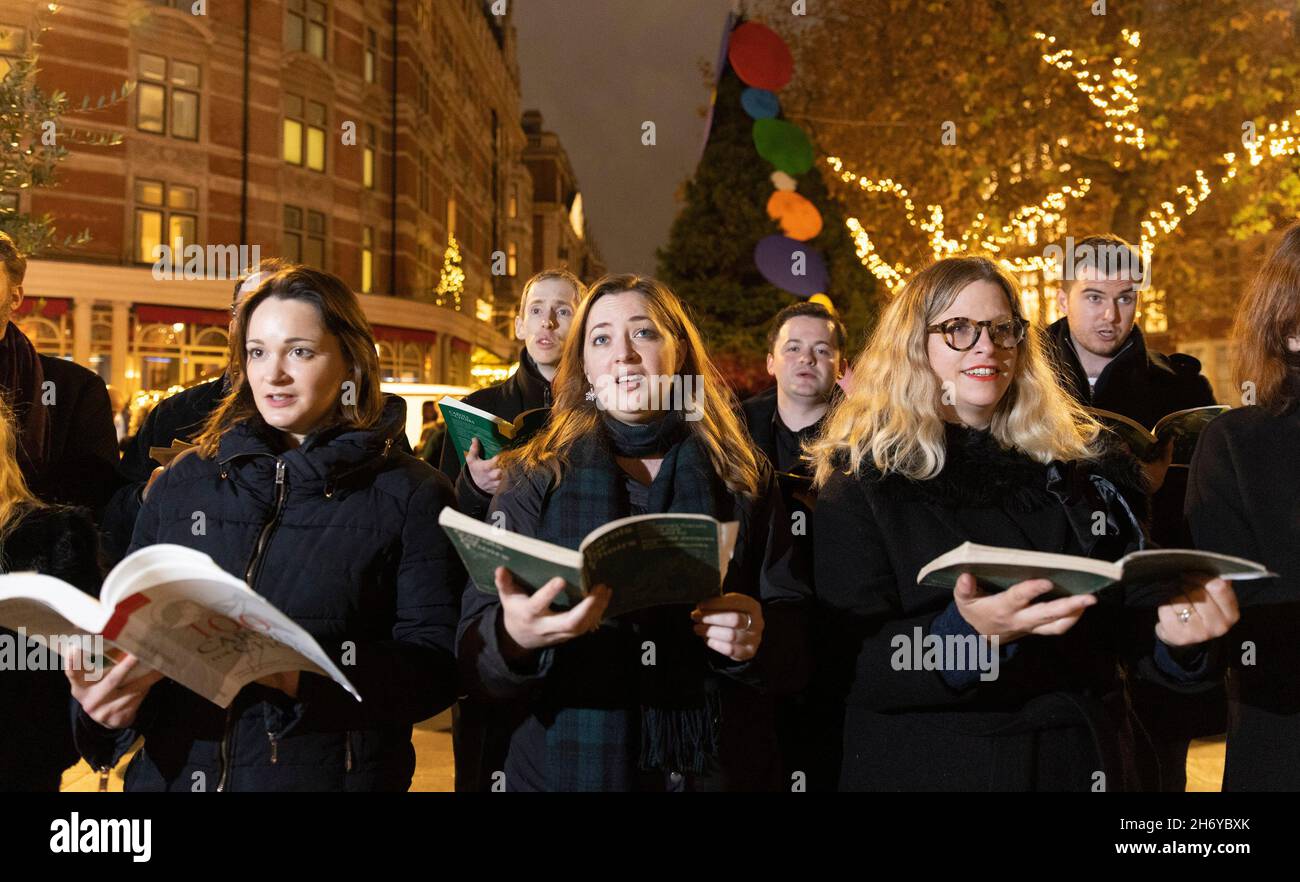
(727, 22, 794, 92)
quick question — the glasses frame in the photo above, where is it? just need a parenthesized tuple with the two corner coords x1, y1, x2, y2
(926, 316, 1027, 352)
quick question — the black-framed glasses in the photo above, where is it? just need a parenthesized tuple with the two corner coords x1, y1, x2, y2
(926, 317, 1027, 351)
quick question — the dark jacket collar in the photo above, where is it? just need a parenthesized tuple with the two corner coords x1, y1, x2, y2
(1046, 317, 1149, 404)
(217, 393, 407, 486)
(511, 347, 553, 409)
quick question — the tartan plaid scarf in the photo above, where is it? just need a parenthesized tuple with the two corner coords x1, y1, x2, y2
(534, 411, 728, 790)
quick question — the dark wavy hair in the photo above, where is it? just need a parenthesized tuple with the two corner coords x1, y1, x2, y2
(194, 266, 385, 456)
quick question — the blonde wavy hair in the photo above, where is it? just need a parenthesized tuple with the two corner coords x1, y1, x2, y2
(809, 255, 1100, 487)
(498, 274, 764, 499)
(0, 397, 40, 544)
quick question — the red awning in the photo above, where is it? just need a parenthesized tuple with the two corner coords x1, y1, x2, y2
(373, 325, 438, 344)
(449, 337, 471, 354)
(136, 305, 231, 326)
(15, 297, 69, 318)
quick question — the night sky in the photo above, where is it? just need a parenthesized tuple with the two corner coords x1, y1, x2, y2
(514, 0, 737, 276)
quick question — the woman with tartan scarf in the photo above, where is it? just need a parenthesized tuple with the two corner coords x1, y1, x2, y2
(457, 274, 810, 792)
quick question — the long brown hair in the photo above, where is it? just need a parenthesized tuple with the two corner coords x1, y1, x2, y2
(0, 397, 40, 544)
(1232, 221, 1300, 413)
(809, 255, 1100, 486)
(193, 267, 386, 457)
(498, 274, 763, 499)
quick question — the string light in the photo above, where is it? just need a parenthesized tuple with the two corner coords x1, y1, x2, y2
(435, 234, 465, 311)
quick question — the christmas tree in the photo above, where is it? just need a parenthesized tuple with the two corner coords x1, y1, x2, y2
(657, 33, 877, 395)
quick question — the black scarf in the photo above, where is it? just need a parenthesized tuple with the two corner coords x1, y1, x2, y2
(0, 321, 50, 482)
(536, 409, 729, 789)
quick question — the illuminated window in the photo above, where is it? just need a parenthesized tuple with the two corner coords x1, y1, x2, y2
(136, 53, 200, 140)
(363, 124, 376, 189)
(134, 179, 197, 263)
(284, 94, 326, 172)
(362, 226, 374, 293)
(286, 0, 327, 60)
(507, 241, 517, 277)
(507, 184, 518, 219)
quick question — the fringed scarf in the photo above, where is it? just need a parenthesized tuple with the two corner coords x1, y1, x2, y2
(536, 410, 730, 790)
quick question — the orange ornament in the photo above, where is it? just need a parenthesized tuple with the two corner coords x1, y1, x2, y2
(766, 190, 823, 241)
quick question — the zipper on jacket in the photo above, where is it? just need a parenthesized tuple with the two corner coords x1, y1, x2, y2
(345, 731, 353, 772)
(267, 730, 279, 764)
(97, 765, 111, 792)
(215, 705, 235, 791)
(217, 458, 289, 791)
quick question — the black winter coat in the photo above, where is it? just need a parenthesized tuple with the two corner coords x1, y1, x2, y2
(437, 348, 552, 522)
(100, 375, 227, 563)
(813, 425, 1215, 792)
(72, 404, 464, 791)
(740, 385, 841, 477)
(30, 355, 118, 517)
(0, 505, 100, 790)
(1185, 397, 1300, 791)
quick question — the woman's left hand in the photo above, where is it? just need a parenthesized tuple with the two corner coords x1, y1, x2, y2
(1156, 575, 1240, 647)
(691, 593, 763, 662)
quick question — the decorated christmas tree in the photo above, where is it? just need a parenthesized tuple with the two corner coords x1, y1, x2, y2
(657, 16, 877, 395)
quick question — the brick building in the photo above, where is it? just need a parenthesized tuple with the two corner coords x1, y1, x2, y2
(2, 0, 599, 397)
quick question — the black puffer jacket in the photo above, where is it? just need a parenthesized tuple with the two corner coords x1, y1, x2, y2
(72, 401, 464, 791)
(0, 504, 100, 790)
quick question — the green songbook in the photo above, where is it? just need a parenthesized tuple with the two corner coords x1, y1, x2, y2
(437, 397, 549, 467)
(438, 507, 740, 619)
(1086, 405, 1229, 466)
(917, 541, 1274, 607)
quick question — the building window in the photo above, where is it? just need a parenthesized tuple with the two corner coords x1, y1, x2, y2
(364, 27, 377, 83)
(284, 94, 326, 172)
(363, 124, 376, 189)
(507, 241, 517, 277)
(417, 63, 431, 115)
(508, 184, 518, 219)
(447, 197, 456, 237)
(137, 53, 200, 140)
(361, 226, 374, 294)
(284, 205, 326, 269)
(0, 192, 17, 214)
(286, 0, 327, 59)
(134, 179, 197, 263)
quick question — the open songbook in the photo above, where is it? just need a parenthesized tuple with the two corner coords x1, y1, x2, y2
(917, 541, 1275, 607)
(439, 507, 740, 619)
(1086, 405, 1228, 465)
(0, 545, 359, 707)
(437, 397, 550, 467)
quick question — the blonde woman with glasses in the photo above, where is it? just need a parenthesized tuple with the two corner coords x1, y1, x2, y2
(807, 255, 1238, 792)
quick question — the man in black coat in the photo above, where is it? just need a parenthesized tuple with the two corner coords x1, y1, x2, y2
(437, 269, 580, 521)
(436, 268, 581, 793)
(1044, 234, 1219, 791)
(741, 301, 847, 478)
(0, 233, 117, 517)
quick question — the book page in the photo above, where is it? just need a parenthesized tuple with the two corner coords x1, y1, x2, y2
(439, 507, 585, 608)
(581, 515, 725, 618)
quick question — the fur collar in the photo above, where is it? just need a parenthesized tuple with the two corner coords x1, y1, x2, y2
(862, 423, 1149, 517)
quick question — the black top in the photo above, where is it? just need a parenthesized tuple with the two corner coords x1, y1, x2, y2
(812, 425, 1211, 791)
(740, 384, 841, 477)
(74, 398, 464, 791)
(437, 348, 553, 520)
(0, 504, 101, 790)
(30, 354, 119, 518)
(1184, 390, 1300, 791)
(100, 375, 228, 564)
